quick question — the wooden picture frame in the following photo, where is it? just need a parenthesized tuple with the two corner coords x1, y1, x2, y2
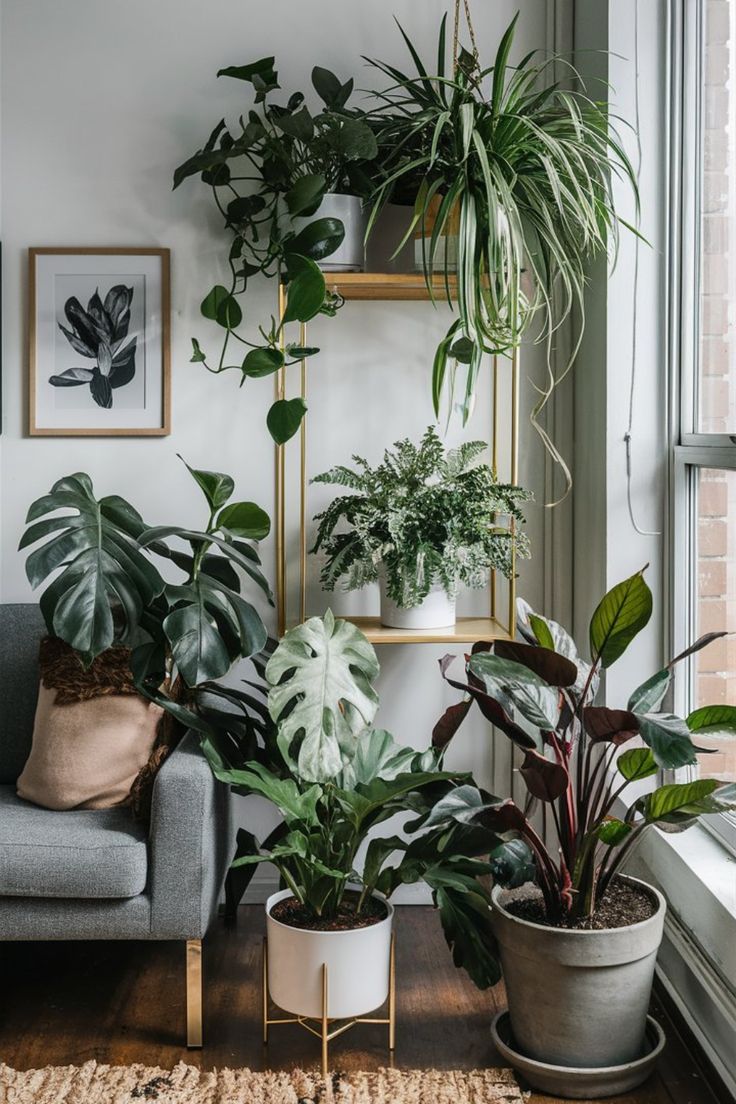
(29, 247, 170, 436)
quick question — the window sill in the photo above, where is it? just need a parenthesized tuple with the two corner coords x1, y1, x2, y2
(624, 821, 736, 1097)
(626, 821, 736, 983)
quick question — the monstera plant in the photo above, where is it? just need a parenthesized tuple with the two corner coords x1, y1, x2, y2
(210, 611, 504, 989)
(19, 458, 272, 742)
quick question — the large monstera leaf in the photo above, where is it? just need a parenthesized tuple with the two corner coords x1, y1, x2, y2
(266, 610, 380, 782)
(20, 473, 164, 660)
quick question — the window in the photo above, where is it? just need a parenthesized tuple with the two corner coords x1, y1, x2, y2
(674, 0, 736, 848)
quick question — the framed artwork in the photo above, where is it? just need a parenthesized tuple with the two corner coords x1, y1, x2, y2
(29, 247, 170, 436)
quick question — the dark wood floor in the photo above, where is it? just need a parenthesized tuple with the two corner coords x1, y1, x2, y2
(0, 907, 721, 1104)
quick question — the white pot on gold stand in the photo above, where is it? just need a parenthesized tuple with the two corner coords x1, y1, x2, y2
(262, 887, 396, 1075)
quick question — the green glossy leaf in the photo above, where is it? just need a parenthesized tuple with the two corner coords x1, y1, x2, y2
(529, 613, 555, 650)
(267, 397, 307, 444)
(164, 597, 232, 685)
(628, 668, 671, 713)
(285, 173, 325, 217)
(20, 474, 163, 660)
(643, 778, 721, 823)
(617, 746, 658, 782)
(241, 347, 284, 378)
(589, 570, 652, 668)
(179, 455, 234, 510)
(266, 610, 380, 782)
(595, 818, 632, 845)
(637, 713, 698, 769)
(289, 217, 345, 261)
(686, 704, 736, 738)
(212, 760, 322, 825)
(312, 66, 353, 108)
(217, 501, 271, 541)
(201, 285, 230, 321)
(276, 107, 314, 142)
(282, 255, 326, 323)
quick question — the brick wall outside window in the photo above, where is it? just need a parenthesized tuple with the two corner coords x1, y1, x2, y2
(696, 2, 736, 782)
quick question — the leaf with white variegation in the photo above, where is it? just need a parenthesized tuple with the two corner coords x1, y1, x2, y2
(266, 611, 379, 782)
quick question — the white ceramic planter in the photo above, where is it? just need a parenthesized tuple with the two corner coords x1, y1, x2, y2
(491, 877, 666, 1070)
(293, 193, 367, 272)
(265, 888, 394, 1019)
(379, 578, 456, 630)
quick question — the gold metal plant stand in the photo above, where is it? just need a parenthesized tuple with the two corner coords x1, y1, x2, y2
(261, 934, 396, 1076)
(274, 274, 521, 641)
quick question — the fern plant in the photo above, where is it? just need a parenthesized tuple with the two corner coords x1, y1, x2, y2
(311, 426, 530, 608)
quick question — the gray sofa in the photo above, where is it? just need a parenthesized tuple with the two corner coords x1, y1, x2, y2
(0, 604, 233, 1046)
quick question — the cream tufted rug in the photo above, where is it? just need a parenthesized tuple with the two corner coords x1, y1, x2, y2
(0, 1062, 523, 1103)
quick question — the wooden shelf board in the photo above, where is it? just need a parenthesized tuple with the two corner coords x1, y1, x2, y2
(343, 615, 512, 645)
(324, 272, 457, 301)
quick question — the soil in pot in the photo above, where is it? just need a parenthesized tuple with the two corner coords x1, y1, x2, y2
(270, 890, 388, 932)
(506, 877, 657, 930)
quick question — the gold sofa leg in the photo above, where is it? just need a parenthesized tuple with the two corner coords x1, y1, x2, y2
(186, 939, 203, 1048)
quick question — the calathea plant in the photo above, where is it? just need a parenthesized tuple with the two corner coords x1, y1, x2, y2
(209, 610, 505, 987)
(428, 568, 736, 926)
(173, 59, 379, 446)
(365, 14, 637, 480)
(19, 458, 273, 753)
(311, 426, 530, 608)
(52, 285, 136, 409)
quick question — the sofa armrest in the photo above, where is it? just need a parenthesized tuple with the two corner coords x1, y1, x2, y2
(148, 730, 233, 939)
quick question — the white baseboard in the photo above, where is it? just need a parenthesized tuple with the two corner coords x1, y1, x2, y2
(656, 911, 736, 1099)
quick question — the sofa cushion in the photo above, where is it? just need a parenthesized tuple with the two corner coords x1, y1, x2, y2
(0, 786, 148, 899)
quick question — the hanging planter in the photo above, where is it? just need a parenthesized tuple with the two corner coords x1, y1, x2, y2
(365, 6, 639, 484)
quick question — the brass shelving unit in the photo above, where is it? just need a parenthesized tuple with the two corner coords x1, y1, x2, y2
(274, 273, 520, 643)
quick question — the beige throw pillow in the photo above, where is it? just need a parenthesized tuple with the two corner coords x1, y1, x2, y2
(17, 684, 163, 811)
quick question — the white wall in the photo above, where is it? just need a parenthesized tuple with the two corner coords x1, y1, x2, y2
(573, 0, 669, 695)
(0, 0, 560, 791)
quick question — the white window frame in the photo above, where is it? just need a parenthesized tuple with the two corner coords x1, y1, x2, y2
(671, 0, 736, 854)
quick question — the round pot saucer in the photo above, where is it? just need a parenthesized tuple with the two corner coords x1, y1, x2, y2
(491, 1012, 666, 1099)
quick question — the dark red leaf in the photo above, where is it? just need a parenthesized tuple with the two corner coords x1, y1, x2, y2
(432, 699, 472, 750)
(494, 640, 578, 688)
(583, 706, 640, 745)
(520, 749, 569, 802)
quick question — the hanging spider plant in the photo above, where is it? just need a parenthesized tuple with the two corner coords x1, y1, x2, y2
(365, 14, 638, 478)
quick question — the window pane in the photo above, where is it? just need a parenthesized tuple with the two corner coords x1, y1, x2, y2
(699, 2, 736, 432)
(695, 467, 736, 781)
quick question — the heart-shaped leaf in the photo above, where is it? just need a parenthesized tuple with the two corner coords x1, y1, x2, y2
(267, 397, 307, 444)
(282, 255, 326, 323)
(289, 217, 345, 261)
(217, 500, 270, 541)
(285, 173, 326, 217)
(241, 347, 284, 378)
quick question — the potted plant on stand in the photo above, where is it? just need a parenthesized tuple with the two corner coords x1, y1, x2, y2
(208, 610, 503, 1072)
(311, 426, 530, 630)
(428, 568, 736, 1097)
(173, 59, 380, 445)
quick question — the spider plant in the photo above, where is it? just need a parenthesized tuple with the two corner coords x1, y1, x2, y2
(366, 14, 638, 478)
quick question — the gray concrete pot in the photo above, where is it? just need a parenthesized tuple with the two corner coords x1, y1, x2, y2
(491, 876, 666, 1069)
(293, 193, 367, 272)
